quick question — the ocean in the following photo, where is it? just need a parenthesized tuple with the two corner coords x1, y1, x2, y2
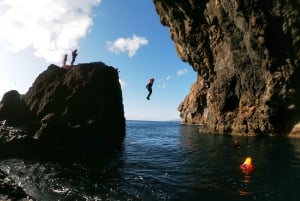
(1, 120, 300, 201)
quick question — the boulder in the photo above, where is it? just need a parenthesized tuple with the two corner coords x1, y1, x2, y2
(0, 90, 34, 126)
(0, 169, 35, 200)
(0, 62, 126, 157)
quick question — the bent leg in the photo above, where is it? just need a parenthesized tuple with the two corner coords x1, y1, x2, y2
(146, 88, 152, 100)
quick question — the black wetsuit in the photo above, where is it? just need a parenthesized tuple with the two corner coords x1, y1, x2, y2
(146, 80, 154, 100)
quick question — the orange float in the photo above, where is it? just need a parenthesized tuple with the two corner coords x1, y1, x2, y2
(239, 157, 254, 175)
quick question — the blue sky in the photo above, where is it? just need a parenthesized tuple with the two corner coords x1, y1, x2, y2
(0, 0, 195, 121)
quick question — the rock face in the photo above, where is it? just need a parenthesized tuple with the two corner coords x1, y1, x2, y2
(0, 90, 34, 126)
(0, 62, 125, 157)
(153, 0, 300, 136)
(0, 169, 35, 200)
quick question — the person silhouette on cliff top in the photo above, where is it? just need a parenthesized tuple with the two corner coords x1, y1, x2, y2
(71, 49, 78, 66)
(62, 54, 68, 68)
(146, 78, 155, 100)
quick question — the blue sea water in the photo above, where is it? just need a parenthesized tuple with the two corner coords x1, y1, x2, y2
(1, 120, 300, 201)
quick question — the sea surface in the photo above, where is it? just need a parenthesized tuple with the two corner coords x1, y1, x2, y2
(1, 120, 300, 201)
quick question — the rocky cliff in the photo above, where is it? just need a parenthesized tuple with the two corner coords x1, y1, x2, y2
(0, 62, 125, 157)
(153, 0, 300, 136)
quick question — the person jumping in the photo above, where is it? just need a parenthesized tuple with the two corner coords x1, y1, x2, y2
(146, 78, 155, 100)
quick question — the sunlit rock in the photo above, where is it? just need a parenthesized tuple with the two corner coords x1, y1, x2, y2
(153, 0, 300, 136)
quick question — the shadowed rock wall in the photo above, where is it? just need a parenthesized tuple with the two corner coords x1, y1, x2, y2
(153, 0, 300, 136)
(0, 62, 126, 157)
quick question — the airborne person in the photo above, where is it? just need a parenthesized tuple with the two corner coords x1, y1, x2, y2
(146, 78, 155, 100)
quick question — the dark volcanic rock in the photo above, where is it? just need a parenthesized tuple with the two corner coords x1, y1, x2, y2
(153, 0, 300, 136)
(0, 169, 35, 200)
(0, 62, 126, 157)
(0, 124, 36, 158)
(0, 90, 34, 126)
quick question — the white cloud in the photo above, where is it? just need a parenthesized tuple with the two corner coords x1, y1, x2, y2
(106, 35, 148, 57)
(177, 68, 188, 76)
(158, 75, 171, 88)
(0, 0, 101, 63)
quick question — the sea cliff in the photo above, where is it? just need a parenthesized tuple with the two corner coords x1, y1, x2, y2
(0, 62, 126, 157)
(153, 0, 300, 136)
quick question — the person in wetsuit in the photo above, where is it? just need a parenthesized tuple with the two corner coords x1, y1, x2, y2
(71, 49, 78, 65)
(146, 78, 155, 100)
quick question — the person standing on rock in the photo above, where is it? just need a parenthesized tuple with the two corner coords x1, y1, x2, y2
(62, 54, 68, 68)
(71, 49, 78, 65)
(146, 78, 155, 100)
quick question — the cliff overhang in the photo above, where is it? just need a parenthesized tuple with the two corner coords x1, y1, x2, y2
(153, 0, 300, 136)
